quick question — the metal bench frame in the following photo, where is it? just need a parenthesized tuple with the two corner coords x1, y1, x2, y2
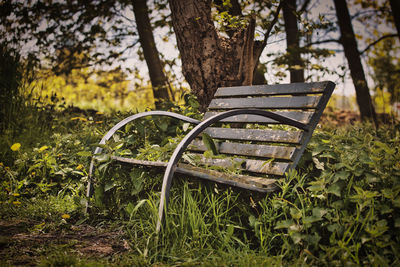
(87, 81, 335, 232)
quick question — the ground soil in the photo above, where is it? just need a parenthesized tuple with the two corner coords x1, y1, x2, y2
(0, 219, 130, 266)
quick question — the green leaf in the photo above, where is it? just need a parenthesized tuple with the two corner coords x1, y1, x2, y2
(327, 183, 342, 197)
(104, 181, 115, 192)
(76, 217, 88, 226)
(393, 197, 400, 208)
(202, 133, 218, 155)
(307, 184, 325, 192)
(275, 219, 294, 229)
(312, 207, 328, 219)
(182, 123, 190, 132)
(334, 170, 350, 181)
(290, 208, 302, 220)
(77, 151, 92, 157)
(94, 154, 110, 163)
(303, 215, 322, 224)
(327, 223, 342, 233)
(290, 232, 303, 244)
(158, 120, 168, 132)
(94, 184, 104, 207)
(312, 157, 324, 170)
(395, 218, 400, 228)
(125, 202, 135, 215)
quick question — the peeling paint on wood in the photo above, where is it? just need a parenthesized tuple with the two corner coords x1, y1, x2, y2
(204, 111, 313, 124)
(208, 96, 321, 110)
(196, 157, 289, 175)
(176, 163, 279, 192)
(189, 139, 297, 160)
(215, 81, 332, 97)
(203, 127, 303, 144)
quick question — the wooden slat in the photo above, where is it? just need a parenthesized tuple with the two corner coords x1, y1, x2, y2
(176, 164, 279, 192)
(204, 111, 313, 124)
(111, 156, 167, 167)
(208, 96, 321, 110)
(196, 157, 289, 176)
(111, 156, 279, 192)
(215, 81, 331, 97)
(204, 127, 303, 144)
(112, 154, 288, 176)
(189, 140, 296, 160)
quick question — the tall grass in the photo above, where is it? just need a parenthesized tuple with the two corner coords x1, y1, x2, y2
(0, 44, 23, 132)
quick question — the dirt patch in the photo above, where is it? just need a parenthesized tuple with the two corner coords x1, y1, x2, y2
(0, 219, 130, 266)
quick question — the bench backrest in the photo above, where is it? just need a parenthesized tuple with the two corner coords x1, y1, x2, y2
(186, 81, 335, 178)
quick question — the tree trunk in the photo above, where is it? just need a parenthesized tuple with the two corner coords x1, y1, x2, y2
(132, 0, 170, 109)
(333, 0, 377, 123)
(389, 0, 400, 41)
(168, 0, 258, 111)
(283, 0, 304, 83)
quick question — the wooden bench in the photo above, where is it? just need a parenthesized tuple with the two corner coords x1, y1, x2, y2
(87, 81, 335, 232)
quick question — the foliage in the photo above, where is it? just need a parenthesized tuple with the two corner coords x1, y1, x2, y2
(0, 45, 38, 133)
(1, 84, 400, 265)
(37, 66, 157, 112)
(251, 123, 400, 265)
(368, 38, 400, 105)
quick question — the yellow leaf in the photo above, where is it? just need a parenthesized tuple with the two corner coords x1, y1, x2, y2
(39, 145, 49, 152)
(62, 214, 70, 219)
(11, 143, 21, 151)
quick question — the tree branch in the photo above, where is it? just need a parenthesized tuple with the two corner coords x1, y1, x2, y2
(302, 38, 341, 48)
(360, 33, 398, 54)
(262, 0, 284, 48)
(251, 0, 284, 80)
(299, 0, 311, 13)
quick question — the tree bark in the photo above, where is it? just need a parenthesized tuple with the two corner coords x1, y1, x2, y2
(283, 0, 304, 83)
(389, 0, 400, 41)
(333, 0, 377, 123)
(132, 0, 170, 109)
(168, 0, 260, 111)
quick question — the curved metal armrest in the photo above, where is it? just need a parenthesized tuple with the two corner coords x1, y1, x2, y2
(86, 111, 200, 200)
(156, 109, 309, 232)
(93, 111, 200, 155)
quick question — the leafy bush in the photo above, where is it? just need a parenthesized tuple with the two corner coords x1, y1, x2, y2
(249, 123, 400, 265)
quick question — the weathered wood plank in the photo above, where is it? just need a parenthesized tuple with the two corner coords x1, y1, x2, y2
(111, 156, 280, 191)
(204, 111, 313, 124)
(204, 127, 303, 144)
(208, 96, 321, 110)
(189, 140, 296, 160)
(215, 81, 332, 97)
(176, 163, 279, 192)
(111, 156, 167, 167)
(196, 157, 289, 176)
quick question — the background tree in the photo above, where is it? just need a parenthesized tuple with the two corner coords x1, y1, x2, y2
(282, 0, 304, 82)
(2, 0, 399, 121)
(0, 0, 171, 107)
(133, 0, 171, 108)
(333, 0, 377, 123)
(389, 0, 400, 40)
(168, 0, 282, 110)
